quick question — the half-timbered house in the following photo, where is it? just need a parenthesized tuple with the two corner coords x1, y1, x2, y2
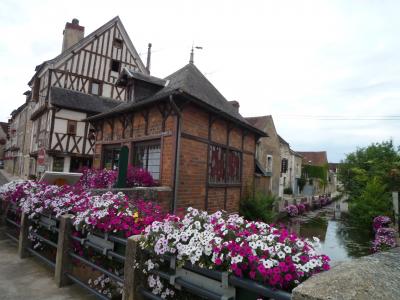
(28, 17, 148, 174)
(87, 63, 266, 213)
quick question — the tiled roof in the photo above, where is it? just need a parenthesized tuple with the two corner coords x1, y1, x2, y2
(50, 87, 121, 114)
(277, 134, 290, 146)
(88, 64, 266, 137)
(297, 151, 328, 166)
(245, 116, 269, 129)
(28, 16, 147, 85)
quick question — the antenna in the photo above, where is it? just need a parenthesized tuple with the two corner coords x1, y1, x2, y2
(189, 44, 203, 64)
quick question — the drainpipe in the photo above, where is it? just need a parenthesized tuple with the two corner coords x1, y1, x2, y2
(170, 95, 182, 214)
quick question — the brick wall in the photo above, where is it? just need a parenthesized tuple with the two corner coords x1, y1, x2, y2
(178, 104, 257, 213)
(92, 102, 258, 214)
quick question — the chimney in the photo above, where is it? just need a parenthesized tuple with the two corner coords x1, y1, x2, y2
(62, 18, 84, 52)
(146, 43, 152, 74)
(229, 100, 240, 112)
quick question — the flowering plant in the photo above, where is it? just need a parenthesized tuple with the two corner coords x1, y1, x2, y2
(372, 216, 391, 232)
(371, 216, 397, 253)
(73, 192, 164, 237)
(126, 166, 155, 187)
(77, 168, 118, 189)
(296, 203, 306, 214)
(78, 166, 155, 189)
(286, 205, 299, 217)
(140, 207, 330, 293)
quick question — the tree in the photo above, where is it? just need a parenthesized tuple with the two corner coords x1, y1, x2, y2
(349, 177, 392, 227)
(338, 140, 400, 227)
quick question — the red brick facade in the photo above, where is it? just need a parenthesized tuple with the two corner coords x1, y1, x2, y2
(92, 102, 256, 213)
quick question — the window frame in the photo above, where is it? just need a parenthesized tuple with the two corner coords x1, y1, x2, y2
(281, 158, 288, 174)
(52, 157, 64, 172)
(67, 120, 77, 136)
(102, 144, 121, 170)
(132, 139, 161, 181)
(208, 143, 242, 186)
(110, 60, 121, 73)
(89, 80, 102, 96)
(266, 154, 273, 173)
(113, 38, 123, 49)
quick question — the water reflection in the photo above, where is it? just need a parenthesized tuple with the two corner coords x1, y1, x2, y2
(282, 203, 372, 264)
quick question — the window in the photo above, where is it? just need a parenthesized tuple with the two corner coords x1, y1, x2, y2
(209, 145, 225, 184)
(53, 157, 64, 172)
(281, 158, 288, 173)
(113, 38, 123, 49)
(226, 150, 241, 183)
(90, 80, 101, 95)
(209, 145, 241, 184)
(103, 145, 121, 170)
(111, 60, 121, 73)
(266, 155, 273, 172)
(133, 141, 161, 180)
(67, 120, 77, 135)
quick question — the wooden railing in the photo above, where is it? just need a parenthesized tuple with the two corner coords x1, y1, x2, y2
(0, 204, 292, 300)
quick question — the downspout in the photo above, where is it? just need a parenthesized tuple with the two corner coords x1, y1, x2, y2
(170, 95, 182, 214)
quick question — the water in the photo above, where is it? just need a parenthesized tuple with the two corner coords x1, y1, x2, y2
(282, 202, 373, 264)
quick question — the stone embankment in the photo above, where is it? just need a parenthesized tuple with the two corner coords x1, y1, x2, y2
(292, 247, 400, 300)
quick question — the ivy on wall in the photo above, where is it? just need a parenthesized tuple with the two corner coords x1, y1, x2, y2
(302, 164, 328, 186)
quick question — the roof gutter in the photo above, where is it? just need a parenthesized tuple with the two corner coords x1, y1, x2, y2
(170, 95, 181, 214)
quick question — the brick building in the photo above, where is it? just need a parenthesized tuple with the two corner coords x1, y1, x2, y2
(87, 63, 265, 213)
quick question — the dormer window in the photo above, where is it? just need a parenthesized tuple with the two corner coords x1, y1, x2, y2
(111, 60, 121, 73)
(113, 38, 123, 49)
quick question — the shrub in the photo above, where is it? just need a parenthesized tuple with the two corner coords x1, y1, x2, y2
(283, 187, 293, 195)
(239, 192, 277, 223)
(349, 177, 392, 228)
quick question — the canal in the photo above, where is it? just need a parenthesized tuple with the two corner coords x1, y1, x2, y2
(282, 201, 373, 264)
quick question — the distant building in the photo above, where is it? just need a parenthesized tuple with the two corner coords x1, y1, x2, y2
(4, 92, 35, 178)
(297, 151, 329, 195)
(0, 122, 8, 162)
(245, 115, 281, 196)
(279, 136, 302, 197)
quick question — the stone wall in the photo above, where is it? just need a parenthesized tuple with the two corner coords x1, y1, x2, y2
(292, 247, 400, 300)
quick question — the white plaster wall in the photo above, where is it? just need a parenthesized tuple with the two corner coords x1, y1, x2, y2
(56, 109, 86, 121)
(54, 118, 67, 133)
(63, 156, 71, 172)
(103, 83, 112, 97)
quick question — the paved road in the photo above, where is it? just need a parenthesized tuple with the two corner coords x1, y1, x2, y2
(0, 234, 95, 300)
(0, 172, 95, 299)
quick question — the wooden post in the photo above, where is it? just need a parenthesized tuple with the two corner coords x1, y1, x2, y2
(393, 192, 399, 232)
(123, 235, 143, 300)
(0, 199, 5, 226)
(116, 145, 129, 188)
(55, 214, 73, 287)
(18, 213, 31, 259)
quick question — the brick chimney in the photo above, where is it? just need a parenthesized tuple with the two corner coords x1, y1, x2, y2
(62, 18, 84, 52)
(229, 100, 240, 112)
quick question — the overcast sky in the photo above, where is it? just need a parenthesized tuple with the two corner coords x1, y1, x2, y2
(1, 0, 399, 162)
